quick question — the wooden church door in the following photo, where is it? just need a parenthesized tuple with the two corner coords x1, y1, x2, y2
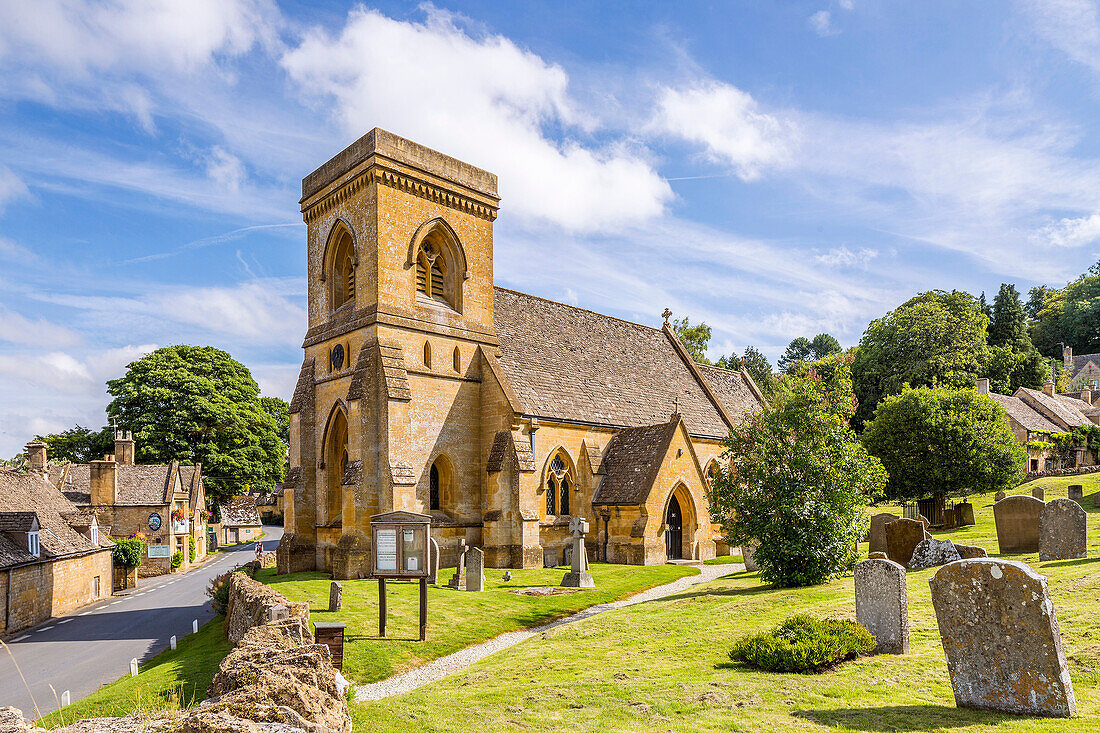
(665, 495, 683, 560)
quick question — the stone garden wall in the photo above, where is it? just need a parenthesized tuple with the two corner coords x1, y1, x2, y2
(1017, 464, 1100, 485)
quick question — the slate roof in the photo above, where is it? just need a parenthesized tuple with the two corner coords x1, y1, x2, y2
(1069, 353, 1100, 378)
(493, 288, 757, 438)
(0, 511, 38, 532)
(0, 470, 108, 569)
(988, 393, 1060, 433)
(219, 496, 261, 527)
(593, 420, 679, 506)
(1017, 387, 1092, 429)
(697, 364, 765, 416)
(61, 463, 198, 506)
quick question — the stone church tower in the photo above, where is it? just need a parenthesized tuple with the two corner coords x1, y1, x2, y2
(282, 129, 766, 577)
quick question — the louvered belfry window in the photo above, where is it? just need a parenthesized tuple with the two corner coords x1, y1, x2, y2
(416, 243, 450, 306)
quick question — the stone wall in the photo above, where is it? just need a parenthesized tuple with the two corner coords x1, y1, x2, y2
(1017, 464, 1100, 485)
(223, 572, 308, 645)
(2, 550, 113, 636)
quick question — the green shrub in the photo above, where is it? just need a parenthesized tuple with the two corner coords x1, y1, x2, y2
(171, 551, 183, 569)
(111, 537, 146, 567)
(188, 535, 196, 562)
(206, 570, 234, 615)
(729, 615, 875, 673)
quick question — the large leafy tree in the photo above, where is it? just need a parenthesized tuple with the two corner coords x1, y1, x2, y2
(862, 385, 1025, 502)
(672, 316, 713, 364)
(1060, 268, 1100, 353)
(718, 346, 778, 400)
(984, 283, 1047, 392)
(106, 346, 286, 502)
(35, 425, 114, 464)
(851, 290, 989, 428)
(777, 333, 842, 373)
(709, 360, 886, 587)
(988, 284, 1029, 350)
(261, 396, 290, 447)
(1026, 285, 1057, 320)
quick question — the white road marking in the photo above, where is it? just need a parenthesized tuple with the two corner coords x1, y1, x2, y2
(13, 634, 29, 641)
(58, 618, 72, 624)
(38, 626, 54, 632)
(109, 601, 122, 606)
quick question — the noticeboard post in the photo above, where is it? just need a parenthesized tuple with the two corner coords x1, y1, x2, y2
(370, 511, 431, 641)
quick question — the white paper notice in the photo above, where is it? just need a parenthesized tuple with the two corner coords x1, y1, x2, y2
(377, 529, 397, 571)
(407, 556, 419, 571)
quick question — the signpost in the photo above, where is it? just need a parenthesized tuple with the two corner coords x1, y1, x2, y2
(370, 511, 432, 641)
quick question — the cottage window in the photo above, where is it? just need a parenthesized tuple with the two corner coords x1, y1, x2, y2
(28, 530, 40, 557)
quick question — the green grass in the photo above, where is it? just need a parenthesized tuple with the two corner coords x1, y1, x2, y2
(349, 479, 1100, 732)
(704, 554, 744, 565)
(36, 616, 230, 728)
(258, 562, 695, 685)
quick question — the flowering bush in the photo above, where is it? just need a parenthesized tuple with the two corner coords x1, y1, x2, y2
(206, 570, 234, 615)
(112, 536, 146, 567)
(171, 509, 185, 523)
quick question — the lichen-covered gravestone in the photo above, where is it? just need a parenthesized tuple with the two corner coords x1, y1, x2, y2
(928, 559, 1076, 717)
(954, 543, 988, 559)
(427, 536, 440, 585)
(1038, 498, 1087, 561)
(854, 558, 908, 654)
(993, 495, 1044, 554)
(742, 540, 759, 572)
(955, 502, 975, 526)
(1068, 484, 1084, 502)
(908, 538, 961, 570)
(885, 518, 928, 567)
(868, 513, 899, 557)
(1032, 486, 1045, 501)
(328, 581, 342, 612)
(466, 546, 485, 592)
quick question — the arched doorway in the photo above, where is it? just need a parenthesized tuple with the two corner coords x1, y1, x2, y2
(665, 494, 683, 560)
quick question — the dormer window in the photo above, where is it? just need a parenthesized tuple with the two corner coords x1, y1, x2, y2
(90, 522, 99, 545)
(28, 530, 40, 557)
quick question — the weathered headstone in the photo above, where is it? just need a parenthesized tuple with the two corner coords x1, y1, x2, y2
(1068, 484, 1084, 502)
(854, 558, 908, 654)
(908, 537, 962, 570)
(942, 506, 957, 529)
(426, 536, 440, 585)
(561, 517, 595, 588)
(954, 543, 988, 559)
(929, 559, 1076, 717)
(955, 502, 975, 526)
(742, 540, 759, 572)
(1032, 486, 1045, 501)
(329, 581, 343, 612)
(448, 538, 467, 590)
(885, 518, 928, 567)
(1039, 498, 1087, 562)
(868, 513, 899, 556)
(466, 547, 485, 592)
(994, 490, 1006, 502)
(993, 495, 1044, 554)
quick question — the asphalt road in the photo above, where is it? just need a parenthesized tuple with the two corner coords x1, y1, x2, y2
(0, 527, 282, 719)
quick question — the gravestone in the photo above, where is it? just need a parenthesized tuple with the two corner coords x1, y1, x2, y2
(1068, 484, 1084, 502)
(928, 559, 1076, 717)
(955, 502, 975, 526)
(908, 538, 961, 570)
(854, 558, 908, 654)
(1039, 498, 1087, 562)
(329, 581, 342, 612)
(993, 495, 1044, 554)
(427, 537, 440, 585)
(885, 518, 928, 567)
(868, 513, 899, 556)
(561, 516, 595, 588)
(1032, 486, 1045, 501)
(942, 506, 957, 529)
(466, 547, 485, 592)
(994, 490, 1006, 502)
(954, 543, 988, 559)
(447, 538, 468, 590)
(742, 540, 759, 572)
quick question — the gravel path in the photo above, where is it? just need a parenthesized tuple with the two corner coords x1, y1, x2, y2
(355, 562, 738, 701)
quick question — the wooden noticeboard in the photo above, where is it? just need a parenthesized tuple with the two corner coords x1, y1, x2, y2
(370, 511, 432, 641)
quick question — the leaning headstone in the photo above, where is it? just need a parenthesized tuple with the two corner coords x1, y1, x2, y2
(954, 502, 975, 526)
(1094, 492, 1100, 509)
(466, 547, 485, 592)
(1039, 498, 1087, 561)
(954, 543, 988, 559)
(448, 539, 467, 590)
(1032, 486, 1045, 501)
(561, 517, 595, 588)
(993, 495, 1044, 554)
(427, 537, 440, 585)
(908, 538, 962, 570)
(1068, 484, 1084, 502)
(994, 490, 1006, 502)
(329, 581, 343, 612)
(854, 558, 908, 654)
(868, 513, 899, 556)
(929, 559, 1076, 717)
(885, 518, 927, 567)
(742, 540, 759, 572)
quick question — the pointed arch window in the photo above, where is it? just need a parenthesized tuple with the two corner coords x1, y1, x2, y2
(323, 407, 349, 525)
(326, 225, 356, 312)
(544, 452, 575, 517)
(409, 221, 465, 312)
(416, 242, 450, 305)
(430, 464, 440, 511)
(427, 456, 453, 513)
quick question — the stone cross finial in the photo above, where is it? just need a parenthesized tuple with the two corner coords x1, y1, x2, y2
(569, 516, 589, 538)
(662, 308, 672, 327)
(672, 395, 681, 415)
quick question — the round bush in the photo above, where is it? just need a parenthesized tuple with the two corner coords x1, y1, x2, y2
(171, 551, 183, 569)
(730, 615, 875, 673)
(111, 537, 146, 567)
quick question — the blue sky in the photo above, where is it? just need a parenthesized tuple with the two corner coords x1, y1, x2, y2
(1, 0, 1098, 456)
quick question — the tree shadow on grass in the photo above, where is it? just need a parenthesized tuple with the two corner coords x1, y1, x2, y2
(1040, 556, 1100, 569)
(792, 705, 1015, 731)
(644, 578, 780, 603)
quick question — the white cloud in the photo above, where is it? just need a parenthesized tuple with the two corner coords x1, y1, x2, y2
(281, 6, 671, 232)
(815, 247, 878, 268)
(0, 306, 80, 346)
(0, 165, 28, 209)
(1038, 212, 1100, 247)
(206, 147, 246, 192)
(838, 0, 855, 10)
(809, 10, 839, 37)
(652, 82, 797, 179)
(1016, 0, 1100, 76)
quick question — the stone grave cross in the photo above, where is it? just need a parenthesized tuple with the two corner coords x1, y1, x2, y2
(561, 517, 594, 588)
(447, 538, 468, 590)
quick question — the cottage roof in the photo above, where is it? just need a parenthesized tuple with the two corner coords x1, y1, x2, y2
(0, 470, 106, 569)
(219, 496, 261, 527)
(0, 511, 39, 532)
(61, 463, 199, 506)
(1016, 387, 1092, 430)
(493, 288, 759, 438)
(593, 420, 679, 506)
(1068, 353, 1100, 378)
(988, 393, 1061, 433)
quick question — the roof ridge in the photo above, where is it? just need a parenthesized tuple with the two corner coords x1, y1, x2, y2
(494, 286, 661, 333)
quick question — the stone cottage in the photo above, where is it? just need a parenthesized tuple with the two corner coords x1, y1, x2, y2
(0, 443, 113, 635)
(216, 496, 263, 546)
(51, 432, 208, 576)
(979, 378, 1098, 472)
(280, 128, 766, 578)
(1064, 346, 1100, 391)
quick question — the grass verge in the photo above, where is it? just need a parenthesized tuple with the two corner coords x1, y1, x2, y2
(36, 617, 230, 728)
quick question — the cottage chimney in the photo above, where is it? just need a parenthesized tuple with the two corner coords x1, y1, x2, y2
(976, 378, 990, 395)
(1043, 381, 1055, 396)
(114, 430, 135, 466)
(1064, 344, 1073, 369)
(25, 441, 47, 475)
(1081, 389, 1092, 406)
(90, 458, 118, 505)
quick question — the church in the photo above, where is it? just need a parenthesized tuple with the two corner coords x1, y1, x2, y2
(279, 129, 766, 578)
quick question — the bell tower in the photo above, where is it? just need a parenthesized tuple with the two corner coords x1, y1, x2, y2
(285, 129, 501, 576)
